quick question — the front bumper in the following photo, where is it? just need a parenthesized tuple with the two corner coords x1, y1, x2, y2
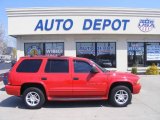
(133, 83, 141, 94)
(5, 85, 21, 96)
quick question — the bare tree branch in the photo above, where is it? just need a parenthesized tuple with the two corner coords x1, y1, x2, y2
(0, 24, 7, 54)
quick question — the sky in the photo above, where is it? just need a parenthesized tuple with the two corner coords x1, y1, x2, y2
(0, 0, 160, 47)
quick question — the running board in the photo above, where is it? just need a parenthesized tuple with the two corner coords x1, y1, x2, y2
(48, 97, 107, 101)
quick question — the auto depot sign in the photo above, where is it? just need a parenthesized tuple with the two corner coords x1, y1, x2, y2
(8, 16, 160, 35)
(34, 18, 130, 31)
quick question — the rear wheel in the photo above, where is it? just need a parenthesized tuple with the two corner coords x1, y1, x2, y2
(109, 86, 132, 107)
(23, 87, 45, 109)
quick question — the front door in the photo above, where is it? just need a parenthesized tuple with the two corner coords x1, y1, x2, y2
(72, 60, 107, 97)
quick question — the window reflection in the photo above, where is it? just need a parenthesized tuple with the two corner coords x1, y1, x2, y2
(76, 43, 96, 60)
(24, 43, 43, 56)
(146, 43, 160, 66)
(76, 42, 116, 68)
(45, 43, 64, 56)
(24, 42, 64, 56)
(97, 43, 116, 67)
(128, 42, 160, 67)
(128, 42, 144, 67)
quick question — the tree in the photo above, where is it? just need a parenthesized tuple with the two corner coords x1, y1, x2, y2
(0, 25, 7, 55)
(12, 48, 17, 59)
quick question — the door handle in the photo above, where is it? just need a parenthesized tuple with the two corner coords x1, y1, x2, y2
(73, 77, 79, 80)
(41, 77, 47, 80)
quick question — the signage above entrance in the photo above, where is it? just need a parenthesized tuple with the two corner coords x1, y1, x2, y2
(8, 16, 160, 35)
(34, 19, 130, 32)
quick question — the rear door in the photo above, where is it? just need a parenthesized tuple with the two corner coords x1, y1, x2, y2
(41, 58, 72, 98)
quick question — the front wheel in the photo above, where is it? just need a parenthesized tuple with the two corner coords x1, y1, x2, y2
(109, 86, 132, 107)
(23, 87, 45, 109)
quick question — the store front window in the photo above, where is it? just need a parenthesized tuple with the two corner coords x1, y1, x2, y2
(97, 43, 116, 67)
(24, 42, 64, 56)
(146, 42, 160, 66)
(76, 42, 96, 60)
(24, 43, 44, 56)
(76, 42, 116, 68)
(128, 42, 160, 67)
(128, 42, 144, 67)
(45, 43, 64, 56)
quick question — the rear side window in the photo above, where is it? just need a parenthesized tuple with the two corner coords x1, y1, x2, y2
(45, 59, 69, 73)
(16, 59, 42, 73)
(74, 60, 92, 73)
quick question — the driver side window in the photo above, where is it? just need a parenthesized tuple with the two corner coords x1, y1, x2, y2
(74, 60, 92, 73)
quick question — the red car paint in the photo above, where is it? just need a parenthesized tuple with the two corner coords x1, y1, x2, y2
(5, 56, 141, 104)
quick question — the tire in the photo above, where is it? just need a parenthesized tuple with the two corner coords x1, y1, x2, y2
(23, 87, 45, 109)
(109, 86, 132, 107)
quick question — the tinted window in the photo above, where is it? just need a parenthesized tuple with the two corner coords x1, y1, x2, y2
(128, 42, 144, 67)
(45, 43, 64, 56)
(74, 60, 92, 73)
(45, 59, 69, 73)
(24, 43, 43, 56)
(76, 42, 116, 68)
(16, 59, 42, 72)
(128, 42, 160, 67)
(24, 42, 64, 56)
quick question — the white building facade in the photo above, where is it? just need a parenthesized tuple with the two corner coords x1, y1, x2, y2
(7, 8, 160, 71)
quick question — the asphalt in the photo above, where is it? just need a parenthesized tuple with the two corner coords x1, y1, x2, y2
(0, 69, 10, 82)
(0, 72, 160, 120)
(0, 62, 11, 82)
(0, 63, 11, 70)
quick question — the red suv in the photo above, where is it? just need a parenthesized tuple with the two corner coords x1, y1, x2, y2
(5, 56, 141, 109)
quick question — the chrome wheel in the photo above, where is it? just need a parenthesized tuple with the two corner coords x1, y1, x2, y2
(114, 90, 128, 105)
(25, 92, 40, 107)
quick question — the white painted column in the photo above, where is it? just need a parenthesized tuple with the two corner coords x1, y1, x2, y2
(116, 40, 128, 72)
(16, 39, 24, 60)
(64, 38, 76, 57)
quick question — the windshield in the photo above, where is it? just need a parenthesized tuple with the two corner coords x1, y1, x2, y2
(90, 60, 108, 73)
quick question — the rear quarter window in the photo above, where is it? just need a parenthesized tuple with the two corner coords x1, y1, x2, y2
(16, 59, 42, 73)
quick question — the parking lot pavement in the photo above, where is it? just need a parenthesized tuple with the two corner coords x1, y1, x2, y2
(0, 63, 11, 70)
(0, 75, 160, 120)
(0, 69, 9, 83)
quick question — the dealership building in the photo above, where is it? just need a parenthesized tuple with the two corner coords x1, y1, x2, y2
(7, 7, 160, 71)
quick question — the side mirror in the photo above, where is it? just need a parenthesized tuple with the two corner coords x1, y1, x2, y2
(90, 66, 99, 73)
